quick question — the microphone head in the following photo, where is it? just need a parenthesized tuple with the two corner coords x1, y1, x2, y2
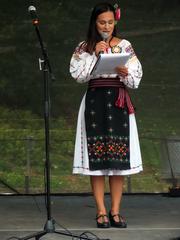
(100, 32, 109, 41)
(28, 5, 36, 12)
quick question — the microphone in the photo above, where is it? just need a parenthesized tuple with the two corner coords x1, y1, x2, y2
(99, 32, 109, 54)
(28, 5, 39, 25)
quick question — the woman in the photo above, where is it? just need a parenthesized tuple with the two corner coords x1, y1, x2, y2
(69, 2, 143, 228)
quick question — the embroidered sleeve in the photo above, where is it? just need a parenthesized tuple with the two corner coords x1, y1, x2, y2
(69, 42, 97, 83)
(120, 41, 143, 89)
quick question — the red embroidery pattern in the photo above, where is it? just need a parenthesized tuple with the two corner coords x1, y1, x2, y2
(125, 44, 135, 58)
(88, 135, 129, 162)
(74, 42, 87, 55)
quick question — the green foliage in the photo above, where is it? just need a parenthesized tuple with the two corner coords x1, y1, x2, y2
(0, 105, 175, 193)
(0, 106, 75, 182)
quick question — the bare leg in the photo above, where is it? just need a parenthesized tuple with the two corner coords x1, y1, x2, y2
(90, 176, 108, 223)
(109, 176, 124, 221)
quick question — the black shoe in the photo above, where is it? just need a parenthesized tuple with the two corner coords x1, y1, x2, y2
(96, 214, 110, 228)
(109, 211, 127, 228)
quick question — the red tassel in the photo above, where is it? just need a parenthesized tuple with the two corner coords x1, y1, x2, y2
(125, 91, 135, 114)
(115, 88, 135, 114)
(115, 88, 125, 108)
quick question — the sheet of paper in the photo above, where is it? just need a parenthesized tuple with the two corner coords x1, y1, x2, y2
(91, 53, 130, 75)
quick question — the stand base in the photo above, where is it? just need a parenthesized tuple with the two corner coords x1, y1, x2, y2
(19, 219, 110, 240)
(168, 186, 180, 197)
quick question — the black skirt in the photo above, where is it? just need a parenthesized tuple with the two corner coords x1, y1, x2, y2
(85, 87, 131, 171)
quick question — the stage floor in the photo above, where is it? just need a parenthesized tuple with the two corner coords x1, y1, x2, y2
(0, 194, 180, 240)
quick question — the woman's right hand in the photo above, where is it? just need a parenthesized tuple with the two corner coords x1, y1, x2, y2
(115, 65, 128, 77)
(95, 41, 108, 56)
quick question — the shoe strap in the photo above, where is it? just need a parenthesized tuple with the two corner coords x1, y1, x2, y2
(96, 214, 108, 220)
(111, 213, 125, 222)
(111, 213, 120, 218)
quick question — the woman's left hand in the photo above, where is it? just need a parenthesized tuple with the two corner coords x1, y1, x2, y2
(115, 65, 128, 77)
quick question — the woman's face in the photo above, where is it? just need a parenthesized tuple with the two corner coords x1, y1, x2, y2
(96, 11, 115, 39)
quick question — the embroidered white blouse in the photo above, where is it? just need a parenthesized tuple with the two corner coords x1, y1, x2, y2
(70, 39, 143, 89)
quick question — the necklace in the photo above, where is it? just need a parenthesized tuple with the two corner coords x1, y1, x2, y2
(111, 45, 122, 53)
(108, 36, 114, 47)
(110, 37, 122, 53)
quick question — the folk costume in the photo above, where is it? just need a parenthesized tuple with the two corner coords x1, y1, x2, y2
(70, 39, 143, 176)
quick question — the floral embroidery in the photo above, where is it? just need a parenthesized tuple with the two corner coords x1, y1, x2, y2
(125, 44, 135, 58)
(88, 135, 130, 170)
(74, 42, 87, 55)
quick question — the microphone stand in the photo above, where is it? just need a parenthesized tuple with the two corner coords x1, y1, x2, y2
(17, 9, 110, 240)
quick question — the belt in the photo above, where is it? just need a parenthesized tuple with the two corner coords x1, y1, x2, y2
(88, 78, 125, 88)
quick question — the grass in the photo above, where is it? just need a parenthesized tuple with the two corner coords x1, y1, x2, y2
(0, 112, 175, 194)
(0, 170, 170, 194)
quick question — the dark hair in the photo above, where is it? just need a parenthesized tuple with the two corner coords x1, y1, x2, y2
(83, 2, 117, 54)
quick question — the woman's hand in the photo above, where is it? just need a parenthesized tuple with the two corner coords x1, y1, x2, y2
(115, 65, 128, 77)
(95, 41, 108, 56)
